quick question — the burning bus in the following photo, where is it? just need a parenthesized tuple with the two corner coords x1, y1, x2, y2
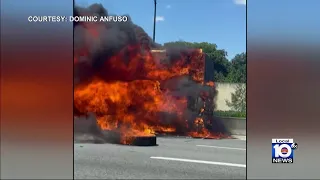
(73, 3, 229, 145)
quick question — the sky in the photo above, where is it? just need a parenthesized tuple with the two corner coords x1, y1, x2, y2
(75, 0, 247, 60)
(3, 0, 319, 59)
(247, 0, 320, 45)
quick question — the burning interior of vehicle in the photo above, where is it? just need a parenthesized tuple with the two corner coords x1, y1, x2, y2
(73, 4, 230, 145)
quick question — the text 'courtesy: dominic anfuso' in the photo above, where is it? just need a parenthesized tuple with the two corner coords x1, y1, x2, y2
(27, 15, 129, 22)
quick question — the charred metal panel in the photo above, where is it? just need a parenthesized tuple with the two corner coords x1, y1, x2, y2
(204, 53, 214, 82)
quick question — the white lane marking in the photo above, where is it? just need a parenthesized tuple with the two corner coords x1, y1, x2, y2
(150, 156, 246, 168)
(196, 145, 246, 151)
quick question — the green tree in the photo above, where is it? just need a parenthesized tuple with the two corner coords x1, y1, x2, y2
(225, 84, 246, 112)
(227, 52, 246, 83)
(163, 41, 231, 82)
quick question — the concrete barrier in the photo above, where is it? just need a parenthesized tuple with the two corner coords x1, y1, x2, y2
(218, 117, 246, 136)
(215, 83, 246, 111)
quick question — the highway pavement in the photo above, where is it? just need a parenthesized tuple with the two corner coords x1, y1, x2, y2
(74, 137, 246, 179)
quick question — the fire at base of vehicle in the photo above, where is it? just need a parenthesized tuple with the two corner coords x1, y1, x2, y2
(73, 3, 231, 145)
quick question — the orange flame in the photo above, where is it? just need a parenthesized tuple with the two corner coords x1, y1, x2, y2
(74, 45, 223, 144)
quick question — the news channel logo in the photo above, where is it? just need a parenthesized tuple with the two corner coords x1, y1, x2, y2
(272, 138, 298, 163)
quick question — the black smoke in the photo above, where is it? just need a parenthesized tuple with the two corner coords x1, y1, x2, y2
(73, 3, 199, 84)
(74, 3, 160, 71)
(73, 3, 230, 142)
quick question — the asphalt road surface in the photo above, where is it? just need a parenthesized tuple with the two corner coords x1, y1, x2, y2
(74, 137, 246, 179)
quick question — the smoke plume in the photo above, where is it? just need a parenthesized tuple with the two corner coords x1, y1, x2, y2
(73, 4, 229, 144)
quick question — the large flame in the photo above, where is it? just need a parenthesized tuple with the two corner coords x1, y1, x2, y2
(73, 11, 227, 144)
(74, 45, 225, 144)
